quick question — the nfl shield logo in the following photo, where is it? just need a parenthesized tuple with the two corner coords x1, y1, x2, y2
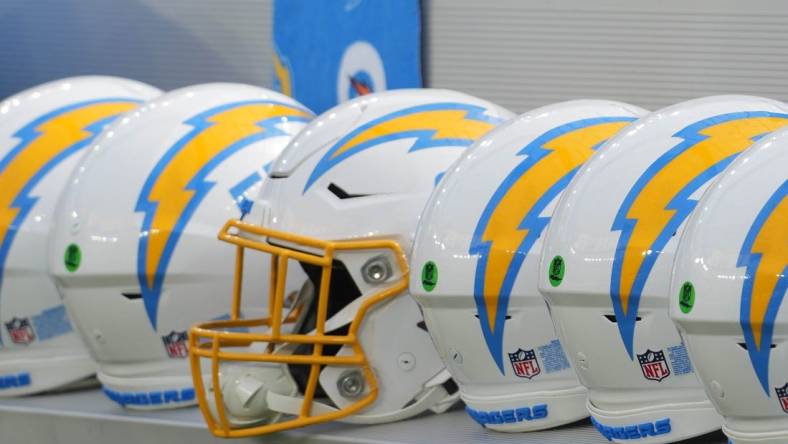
(5, 317, 35, 345)
(637, 349, 671, 382)
(775, 384, 788, 414)
(509, 348, 541, 379)
(162, 331, 189, 359)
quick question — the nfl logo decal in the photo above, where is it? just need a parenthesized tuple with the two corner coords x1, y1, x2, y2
(776, 384, 788, 414)
(162, 331, 189, 359)
(509, 348, 541, 379)
(5, 317, 35, 345)
(637, 349, 671, 382)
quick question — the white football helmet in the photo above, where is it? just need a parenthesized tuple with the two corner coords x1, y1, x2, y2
(539, 96, 788, 443)
(670, 127, 788, 444)
(188, 89, 514, 437)
(410, 100, 647, 432)
(0, 76, 160, 396)
(49, 83, 312, 409)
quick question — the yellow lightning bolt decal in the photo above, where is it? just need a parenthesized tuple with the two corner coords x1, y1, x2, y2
(472, 117, 635, 370)
(0, 99, 139, 297)
(304, 102, 503, 191)
(273, 48, 293, 97)
(739, 181, 787, 393)
(612, 112, 788, 357)
(136, 101, 311, 327)
(747, 197, 787, 348)
(332, 109, 495, 159)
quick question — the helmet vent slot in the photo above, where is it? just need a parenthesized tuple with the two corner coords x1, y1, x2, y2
(737, 342, 776, 350)
(604, 314, 642, 323)
(327, 183, 371, 199)
(474, 313, 512, 320)
(121, 292, 142, 300)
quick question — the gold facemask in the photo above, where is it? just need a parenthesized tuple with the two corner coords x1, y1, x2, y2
(189, 219, 408, 437)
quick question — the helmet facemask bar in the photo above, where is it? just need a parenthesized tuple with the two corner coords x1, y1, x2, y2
(189, 219, 409, 437)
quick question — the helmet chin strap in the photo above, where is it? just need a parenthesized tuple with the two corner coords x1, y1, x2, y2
(209, 362, 299, 428)
(425, 368, 460, 415)
(264, 373, 455, 425)
(214, 279, 460, 428)
(216, 361, 458, 427)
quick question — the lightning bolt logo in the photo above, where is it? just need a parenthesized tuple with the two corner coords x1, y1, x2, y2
(0, 98, 141, 301)
(303, 103, 504, 192)
(273, 45, 293, 97)
(136, 100, 312, 328)
(470, 117, 636, 372)
(611, 112, 788, 358)
(228, 162, 272, 220)
(738, 181, 787, 394)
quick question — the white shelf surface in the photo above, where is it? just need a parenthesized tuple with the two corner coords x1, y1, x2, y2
(0, 388, 728, 444)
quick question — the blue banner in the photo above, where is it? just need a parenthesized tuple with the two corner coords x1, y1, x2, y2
(273, 0, 422, 113)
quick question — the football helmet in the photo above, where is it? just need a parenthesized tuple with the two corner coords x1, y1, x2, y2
(188, 89, 514, 437)
(410, 100, 647, 432)
(539, 95, 788, 443)
(0, 76, 160, 396)
(49, 83, 312, 409)
(670, 127, 788, 444)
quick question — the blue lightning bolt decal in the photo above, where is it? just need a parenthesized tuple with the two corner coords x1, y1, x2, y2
(470, 117, 636, 372)
(0, 98, 141, 305)
(135, 100, 311, 328)
(738, 180, 787, 394)
(611, 111, 788, 358)
(303, 102, 503, 192)
(228, 167, 267, 220)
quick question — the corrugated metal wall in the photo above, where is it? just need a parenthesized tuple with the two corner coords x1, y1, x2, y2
(425, 0, 788, 111)
(2, 0, 788, 112)
(0, 0, 273, 95)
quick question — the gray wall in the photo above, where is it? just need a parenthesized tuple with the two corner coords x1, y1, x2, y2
(2, 0, 788, 112)
(0, 0, 273, 95)
(426, 0, 788, 111)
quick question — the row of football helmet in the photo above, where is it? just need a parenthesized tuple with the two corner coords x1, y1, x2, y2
(412, 95, 788, 444)
(0, 76, 785, 444)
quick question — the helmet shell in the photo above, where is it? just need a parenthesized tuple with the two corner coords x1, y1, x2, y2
(258, 89, 514, 420)
(410, 100, 646, 431)
(49, 83, 311, 409)
(539, 95, 788, 442)
(0, 76, 160, 396)
(671, 127, 788, 444)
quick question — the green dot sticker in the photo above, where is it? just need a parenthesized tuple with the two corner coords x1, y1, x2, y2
(679, 281, 695, 314)
(64, 244, 81, 273)
(421, 261, 438, 292)
(548, 255, 565, 287)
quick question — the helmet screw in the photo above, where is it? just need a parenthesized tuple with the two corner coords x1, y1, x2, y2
(361, 256, 392, 284)
(337, 370, 365, 398)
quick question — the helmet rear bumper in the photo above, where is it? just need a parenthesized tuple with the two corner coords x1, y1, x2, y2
(462, 384, 587, 432)
(588, 395, 720, 443)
